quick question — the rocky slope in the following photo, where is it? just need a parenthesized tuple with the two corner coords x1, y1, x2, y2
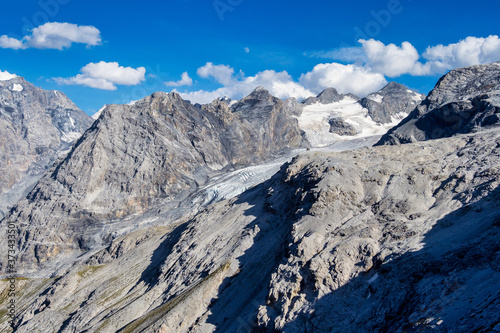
(0, 76, 93, 219)
(0, 87, 307, 273)
(3, 126, 499, 333)
(377, 61, 500, 145)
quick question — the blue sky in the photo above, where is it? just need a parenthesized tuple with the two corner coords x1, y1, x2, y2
(0, 0, 499, 115)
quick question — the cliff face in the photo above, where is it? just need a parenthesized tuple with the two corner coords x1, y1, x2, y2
(0, 87, 308, 272)
(377, 61, 500, 145)
(0, 76, 93, 219)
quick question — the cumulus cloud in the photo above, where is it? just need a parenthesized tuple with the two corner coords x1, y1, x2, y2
(299, 62, 387, 96)
(423, 35, 500, 73)
(0, 22, 101, 50)
(309, 36, 500, 77)
(54, 61, 146, 90)
(196, 62, 236, 86)
(359, 39, 430, 76)
(0, 35, 27, 50)
(173, 36, 500, 104)
(177, 63, 314, 104)
(164, 72, 193, 87)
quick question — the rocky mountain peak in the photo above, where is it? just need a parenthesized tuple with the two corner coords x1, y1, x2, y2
(317, 87, 340, 101)
(233, 86, 277, 109)
(0, 75, 93, 219)
(379, 81, 408, 93)
(377, 61, 500, 145)
(302, 87, 359, 106)
(217, 96, 232, 105)
(231, 87, 281, 117)
(360, 82, 425, 124)
(428, 61, 500, 105)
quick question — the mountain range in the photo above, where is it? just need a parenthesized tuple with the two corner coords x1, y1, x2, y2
(0, 61, 499, 332)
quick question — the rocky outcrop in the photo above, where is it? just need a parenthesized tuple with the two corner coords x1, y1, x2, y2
(0, 76, 93, 219)
(360, 82, 425, 124)
(377, 61, 500, 145)
(0, 87, 308, 272)
(328, 117, 358, 136)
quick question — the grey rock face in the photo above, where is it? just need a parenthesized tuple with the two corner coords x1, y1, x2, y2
(0, 76, 93, 219)
(302, 88, 360, 106)
(6, 128, 500, 333)
(328, 117, 358, 136)
(360, 81, 425, 124)
(282, 97, 303, 117)
(0, 87, 308, 273)
(377, 61, 500, 145)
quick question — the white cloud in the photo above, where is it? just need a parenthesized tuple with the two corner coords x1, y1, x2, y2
(423, 35, 500, 73)
(54, 61, 146, 90)
(0, 36, 27, 50)
(196, 62, 236, 86)
(244, 47, 250, 53)
(0, 70, 18, 81)
(165, 72, 193, 87)
(359, 39, 430, 76)
(0, 22, 101, 50)
(177, 63, 314, 104)
(299, 62, 387, 96)
(167, 36, 500, 105)
(309, 36, 500, 77)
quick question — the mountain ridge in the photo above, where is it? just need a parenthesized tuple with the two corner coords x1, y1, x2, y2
(0, 86, 308, 273)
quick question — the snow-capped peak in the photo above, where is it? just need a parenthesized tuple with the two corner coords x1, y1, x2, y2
(0, 70, 17, 81)
(92, 105, 108, 120)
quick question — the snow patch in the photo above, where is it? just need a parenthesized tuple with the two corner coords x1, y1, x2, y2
(298, 99, 402, 147)
(11, 83, 23, 92)
(92, 105, 107, 120)
(61, 131, 82, 143)
(0, 70, 17, 81)
(367, 94, 383, 103)
(412, 93, 423, 103)
(390, 112, 409, 123)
